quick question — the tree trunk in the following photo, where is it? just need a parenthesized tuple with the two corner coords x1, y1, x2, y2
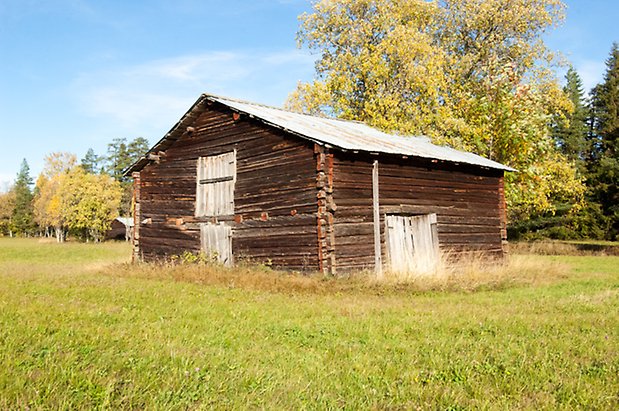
(55, 226, 65, 243)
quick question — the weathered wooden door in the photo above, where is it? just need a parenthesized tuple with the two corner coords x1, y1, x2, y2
(196, 151, 236, 265)
(385, 214, 439, 274)
(200, 223, 232, 265)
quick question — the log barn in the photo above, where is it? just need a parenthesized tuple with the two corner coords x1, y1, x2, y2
(125, 93, 513, 275)
(105, 217, 134, 242)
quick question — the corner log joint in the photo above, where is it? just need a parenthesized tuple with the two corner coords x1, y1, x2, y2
(315, 144, 336, 275)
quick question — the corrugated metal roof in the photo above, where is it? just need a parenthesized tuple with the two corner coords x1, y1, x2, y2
(210, 95, 513, 171)
(115, 217, 134, 227)
(125, 93, 514, 174)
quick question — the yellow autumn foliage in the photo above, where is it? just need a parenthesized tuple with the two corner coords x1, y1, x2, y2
(33, 153, 122, 242)
(287, 0, 583, 219)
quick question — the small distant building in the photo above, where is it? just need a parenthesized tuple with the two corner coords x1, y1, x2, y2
(125, 93, 513, 275)
(106, 217, 134, 241)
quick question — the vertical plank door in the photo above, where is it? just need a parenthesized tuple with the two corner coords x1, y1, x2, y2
(196, 151, 236, 265)
(385, 214, 438, 274)
(200, 222, 233, 265)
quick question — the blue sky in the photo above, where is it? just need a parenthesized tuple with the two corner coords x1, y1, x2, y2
(0, 0, 617, 191)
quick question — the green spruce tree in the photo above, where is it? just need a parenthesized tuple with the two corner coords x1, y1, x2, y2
(105, 137, 150, 216)
(589, 43, 619, 239)
(81, 148, 102, 174)
(105, 138, 130, 181)
(105, 137, 149, 182)
(127, 137, 149, 167)
(554, 66, 589, 174)
(12, 159, 35, 236)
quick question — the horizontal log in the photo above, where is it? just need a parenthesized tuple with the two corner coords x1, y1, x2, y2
(235, 235, 316, 248)
(436, 224, 502, 234)
(235, 214, 315, 228)
(379, 182, 499, 196)
(141, 227, 199, 241)
(236, 198, 316, 213)
(335, 173, 500, 191)
(236, 251, 318, 263)
(334, 188, 499, 207)
(333, 222, 374, 237)
(141, 235, 200, 250)
(235, 227, 316, 239)
(437, 215, 501, 226)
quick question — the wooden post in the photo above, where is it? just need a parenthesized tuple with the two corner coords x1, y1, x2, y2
(498, 175, 508, 257)
(372, 160, 382, 278)
(132, 171, 141, 263)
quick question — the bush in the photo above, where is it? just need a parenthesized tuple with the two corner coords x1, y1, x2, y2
(508, 202, 609, 241)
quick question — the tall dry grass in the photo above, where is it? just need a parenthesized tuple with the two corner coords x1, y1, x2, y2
(380, 252, 568, 292)
(105, 252, 568, 295)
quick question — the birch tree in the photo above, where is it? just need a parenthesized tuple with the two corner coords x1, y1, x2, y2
(0, 189, 16, 236)
(33, 153, 122, 242)
(61, 167, 122, 242)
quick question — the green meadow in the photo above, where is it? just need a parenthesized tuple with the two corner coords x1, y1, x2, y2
(0, 238, 617, 409)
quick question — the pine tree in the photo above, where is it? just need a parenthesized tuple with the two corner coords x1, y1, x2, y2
(127, 137, 149, 164)
(554, 66, 589, 174)
(11, 159, 35, 236)
(106, 138, 130, 181)
(105, 137, 149, 182)
(105, 137, 150, 215)
(589, 43, 619, 239)
(81, 148, 102, 174)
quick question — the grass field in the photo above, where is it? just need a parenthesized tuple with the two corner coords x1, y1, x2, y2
(0, 238, 617, 409)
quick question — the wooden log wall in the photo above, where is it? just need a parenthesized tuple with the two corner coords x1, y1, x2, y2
(331, 152, 505, 272)
(137, 102, 319, 270)
(331, 155, 375, 271)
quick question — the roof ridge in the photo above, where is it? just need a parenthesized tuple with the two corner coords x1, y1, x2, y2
(203, 92, 368, 126)
(207, 93, 439, 140)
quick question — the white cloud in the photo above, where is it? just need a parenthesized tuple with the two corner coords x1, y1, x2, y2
(0, 174, 14, 192)
(129, 52, 252, 83)
(86, 89, 191, 130)
(575, 60, 606, 93)
(71, 49, 316, 138)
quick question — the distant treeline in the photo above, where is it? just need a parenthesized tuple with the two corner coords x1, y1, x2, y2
(0, 137, 149, 242)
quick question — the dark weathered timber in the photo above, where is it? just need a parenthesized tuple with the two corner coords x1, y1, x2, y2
(131, 97, 509, 273)
(136, 102, 318, 265)
(314, 144, 336, 274)
(331, 151, 505, 272)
